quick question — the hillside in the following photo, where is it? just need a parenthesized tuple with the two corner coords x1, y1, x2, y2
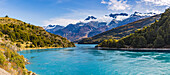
(78, 14, 161, 44)
(0, 16, 75, 75)
(97, 8, 170, 48)
(0, 38, 36, 75)
(0, 16, 75, 50)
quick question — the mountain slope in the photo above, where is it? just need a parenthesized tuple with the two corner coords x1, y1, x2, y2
(78, 14, 161, 44)
(97, 8, 170, 48)
(45, 12, 157, 41)
(0, 16, 75, 49)
(43, 25, 64, 33)
(0, 37, 36, 75)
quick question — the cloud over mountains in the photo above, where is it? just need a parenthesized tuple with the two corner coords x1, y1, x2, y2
(101, 0, 130, 11)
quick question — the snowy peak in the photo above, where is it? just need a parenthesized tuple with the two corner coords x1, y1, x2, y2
(44, 25, 64, 30)
(132, 12, 156, 17)
(85, 16, 97, 20)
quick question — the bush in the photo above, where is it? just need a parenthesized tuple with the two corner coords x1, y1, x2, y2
(11, 56, 25, 68)
(0, 31, 3, 37)
(16, 43, 21, 47)
(0, 51, 6, 65)
(30, 44, 35, 48)
(25, 45, 29, 48)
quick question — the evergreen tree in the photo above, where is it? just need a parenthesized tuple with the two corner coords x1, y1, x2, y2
(5, 15, 9, 18)
(116, 40, 125, 48)
(131, 36, 147, 48)
(154, 35, 165, 47)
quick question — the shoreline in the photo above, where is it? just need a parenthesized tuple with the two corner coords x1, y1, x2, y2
(22, 47, 64, 51)
(96, 47, 170, 52)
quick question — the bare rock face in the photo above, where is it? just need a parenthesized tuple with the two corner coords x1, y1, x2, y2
(0, 68, 11, 75)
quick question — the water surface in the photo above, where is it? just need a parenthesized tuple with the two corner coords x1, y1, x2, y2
(19, 44, 170, 75)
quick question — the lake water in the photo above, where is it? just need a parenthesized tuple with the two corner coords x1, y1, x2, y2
(18, 44, 170, 75)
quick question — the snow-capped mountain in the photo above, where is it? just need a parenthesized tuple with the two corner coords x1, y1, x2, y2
(132, 12, 156, 16)
(43, 25, 64, 33)
(43, 25, 56, 30)
(44, 12, 159, 41)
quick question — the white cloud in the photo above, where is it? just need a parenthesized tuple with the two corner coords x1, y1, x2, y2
(146, 9, 163, 14)
(101, 0, 107, 4)
(81, 15, 113, 25)
(142, 0, 170, 6)
(101, 0, 130, 11)
(43, 18, 81, 26)
(43, 9, 110, 26)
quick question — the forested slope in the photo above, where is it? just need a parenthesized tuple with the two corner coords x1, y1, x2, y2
(97, 8, 170, 48)
(78, 14, 161, 44)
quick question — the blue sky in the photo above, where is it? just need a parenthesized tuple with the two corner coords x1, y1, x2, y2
(0, 0, 169, 26)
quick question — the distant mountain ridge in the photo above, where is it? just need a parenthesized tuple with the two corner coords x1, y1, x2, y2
(44, 12, 158, 41)
(78, 14, 161, 44)
(43, 25, 64, 33)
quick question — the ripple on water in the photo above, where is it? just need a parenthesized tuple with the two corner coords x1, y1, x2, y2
(19, 44, 170, 75)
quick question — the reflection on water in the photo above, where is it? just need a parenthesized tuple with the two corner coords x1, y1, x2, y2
(19, 44, 170, 75)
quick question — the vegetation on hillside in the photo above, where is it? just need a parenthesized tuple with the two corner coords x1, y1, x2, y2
(0, 16, 76, 74)
(0, 17, 75, 49)
(97, 8, 170, 48)
(78, 14, 161, 44)
(0, 40, 35, 75)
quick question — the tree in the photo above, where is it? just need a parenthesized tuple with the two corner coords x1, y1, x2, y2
(0, 31, 3, 37)
(165, 34, 170, 44)
(154, 35, 165, 47)
(131, 36, 147, 48)
(15, 32, 20, 39)
(5, 15, 9, 18)
(16, 43, 21, 47)
(30, 44, 35, 48)
(116, 40, 125, 48)
(9, 32, 16, 41)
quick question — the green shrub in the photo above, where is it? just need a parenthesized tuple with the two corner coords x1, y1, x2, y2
(0, 51, 6, 65)
(0, 31, 3, 37)
(30, 44, 35, 48)
(11, 56, 25, 68)
(16, 43, 21, 47)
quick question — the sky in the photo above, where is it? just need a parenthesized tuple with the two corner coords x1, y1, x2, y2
(0, 0, 169, 26)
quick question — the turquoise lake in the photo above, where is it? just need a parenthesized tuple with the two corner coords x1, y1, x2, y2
(18, 44, 170, 75)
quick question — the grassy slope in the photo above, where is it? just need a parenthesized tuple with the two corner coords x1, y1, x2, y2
(0, 17, 75, 50)
(78, 14, 161, 44)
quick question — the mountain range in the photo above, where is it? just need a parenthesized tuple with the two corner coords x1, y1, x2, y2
(44, 12, 157, 41)
(78, 14, 161, 44)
